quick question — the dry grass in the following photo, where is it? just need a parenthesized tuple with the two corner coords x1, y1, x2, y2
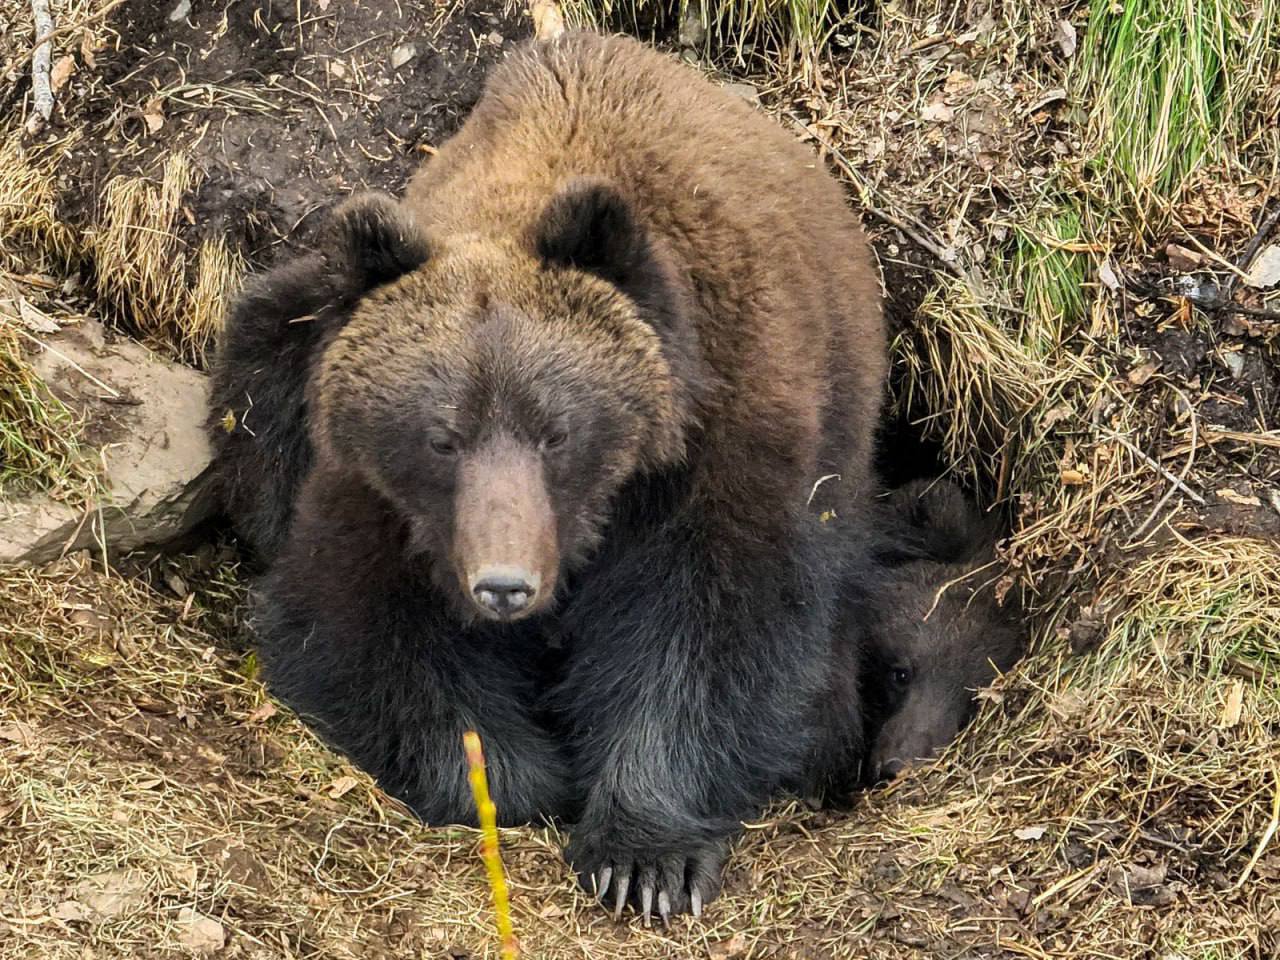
(2, 0, 1280, 957)
(559, 0, 852, 68)
(0, 133, 77, 271)
(2, 536, 1276, 958)
(0, 322, 97, 499)
(85, 154, 241, 365)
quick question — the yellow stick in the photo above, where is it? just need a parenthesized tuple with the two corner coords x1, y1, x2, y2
(463, 731, 519, 959)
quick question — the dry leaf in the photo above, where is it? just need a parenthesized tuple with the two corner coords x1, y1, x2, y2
(0, 721, 37, 746)
(80, 30, 98, 70)
(1165, 243, 1202, 272)
(15, 298, 59, 334)
(1245, 244, 1280, 288)
(1025, 88, 1068, 116)
(921, 99, 954, 123)
(143, 97, 165, 134)
(943, 69, 975, 95)
(1049, 688, 1088, 721)
(166, 858, 198, 888)
(51, 55, 77, 93)
(245, 701, 278, 724)
(1220, 679, 1244, 727)
(1126, 359, 1159, 386)
(328, 775, 360, 799)
(1055, 19, 1077, 57)
(1014, 825, 1046, 841)
(74, 871, 148, 920)
(178, 907, 226, 954)
(1095, 259, 1116, 293)
(710, 932, 749, 959)
(1217, 487, 1262, 507)
(53, 900, 89, 922)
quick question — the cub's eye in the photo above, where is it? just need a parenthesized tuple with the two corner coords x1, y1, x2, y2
(429, 434, 459, 456)
(891, 666, 913, 688)
(541, 426, 569, 451)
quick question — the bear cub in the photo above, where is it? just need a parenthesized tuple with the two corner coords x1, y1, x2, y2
(210, 30, 886, 923)
(862, 480, 1025, 782)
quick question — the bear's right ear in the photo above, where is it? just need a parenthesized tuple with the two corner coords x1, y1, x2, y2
(533, 178, 654, 292)
(323, 191, 431, 291)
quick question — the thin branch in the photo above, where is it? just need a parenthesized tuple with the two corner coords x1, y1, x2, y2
(15, 0, 129, 72)
(27, 0, 53, 130)
(783, 113, 986, 297)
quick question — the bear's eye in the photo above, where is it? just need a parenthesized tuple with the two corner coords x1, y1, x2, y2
(542, 426, 569, 451)
(429, 434, 459, 456)
(891, 666, 913, 688)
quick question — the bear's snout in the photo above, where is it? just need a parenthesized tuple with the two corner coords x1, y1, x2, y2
(453, 435, 559, 622)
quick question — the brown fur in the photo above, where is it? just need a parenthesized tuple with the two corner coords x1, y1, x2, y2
(318, 32, 885, 529)
(221, 31, 886, 920)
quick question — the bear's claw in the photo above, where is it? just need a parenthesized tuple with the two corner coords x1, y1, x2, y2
(582, 843, 726, 925)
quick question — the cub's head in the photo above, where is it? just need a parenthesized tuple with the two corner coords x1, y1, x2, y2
(311, 180, 696, 623)
(866, 566, 1024, 782)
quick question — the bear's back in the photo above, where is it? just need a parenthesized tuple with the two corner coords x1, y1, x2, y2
(405, 31, 885, 497)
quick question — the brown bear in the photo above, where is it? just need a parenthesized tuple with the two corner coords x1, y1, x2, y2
(210, 30, 885, 922)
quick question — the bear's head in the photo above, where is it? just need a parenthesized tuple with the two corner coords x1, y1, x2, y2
(866, 568, 1023, 781)
(310, 180, 699, 623)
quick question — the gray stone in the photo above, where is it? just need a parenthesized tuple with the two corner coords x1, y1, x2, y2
(0, 320, 215, 565)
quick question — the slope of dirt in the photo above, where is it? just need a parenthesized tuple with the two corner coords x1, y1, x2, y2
(50, 0, 526, 262)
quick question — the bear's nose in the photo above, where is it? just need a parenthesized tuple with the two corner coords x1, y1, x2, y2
(471, 568, 538, 619)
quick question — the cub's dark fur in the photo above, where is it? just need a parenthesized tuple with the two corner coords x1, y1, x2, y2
(209, 31, 886, 921)
(861, 480, 1025, 782)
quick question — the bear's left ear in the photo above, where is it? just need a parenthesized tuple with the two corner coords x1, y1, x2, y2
(533, 178, 654, 293)
(325, 191, 432, 291)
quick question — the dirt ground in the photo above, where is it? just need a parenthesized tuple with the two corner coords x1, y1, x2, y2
(2, 0, 1279, 958)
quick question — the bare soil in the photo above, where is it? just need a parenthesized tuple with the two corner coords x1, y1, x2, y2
(52, 0, 527, 267)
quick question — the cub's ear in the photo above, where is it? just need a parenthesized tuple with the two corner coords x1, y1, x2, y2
(533, 177, 652, 290)
(322, 191, 431, 290)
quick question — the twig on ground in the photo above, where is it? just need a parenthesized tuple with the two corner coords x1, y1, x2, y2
(27, 0, 54, 133)
(1101, 427, 1205, 505)
(16, 0, 129, 71)
(783, 113, 987, 298)
(1126, 386, 1199, 545)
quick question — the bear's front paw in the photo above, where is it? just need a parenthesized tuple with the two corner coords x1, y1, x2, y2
(570, 838, 728, 926)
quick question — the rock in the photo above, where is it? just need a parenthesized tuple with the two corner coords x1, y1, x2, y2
(72, 870, 149, 921)
(0, 320, 215, 565)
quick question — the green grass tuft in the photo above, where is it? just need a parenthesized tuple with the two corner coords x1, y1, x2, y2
(1075, 0, 1279, 238)
(1012, 210, 1090, 346)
